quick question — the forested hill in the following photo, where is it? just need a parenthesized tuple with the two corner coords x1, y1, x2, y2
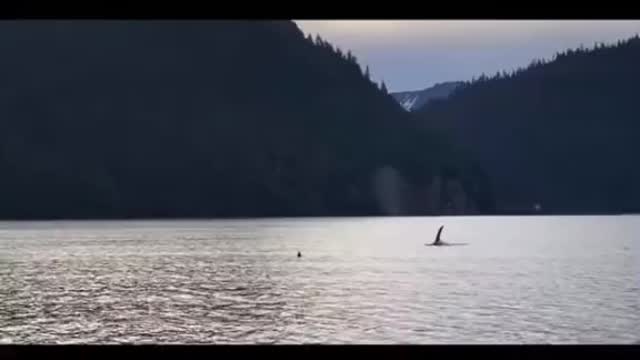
(416, 35, 640, 214)
(0, 21, 492, 219)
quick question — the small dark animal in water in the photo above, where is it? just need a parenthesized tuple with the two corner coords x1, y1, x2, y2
(433, 225, 444, 246)
(297, 251, 302, 258)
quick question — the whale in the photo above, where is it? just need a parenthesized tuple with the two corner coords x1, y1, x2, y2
(425, 225, 469, 246)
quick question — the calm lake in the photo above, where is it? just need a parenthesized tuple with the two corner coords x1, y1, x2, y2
(0, 216, 638, 344)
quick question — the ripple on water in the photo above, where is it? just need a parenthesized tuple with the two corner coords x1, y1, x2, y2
(1, 218, 639, 344)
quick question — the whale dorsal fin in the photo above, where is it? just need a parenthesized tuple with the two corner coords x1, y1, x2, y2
(434, 225, 444, 245)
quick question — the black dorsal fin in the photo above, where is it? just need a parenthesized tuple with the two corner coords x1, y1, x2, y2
(434, 225, 444, 245)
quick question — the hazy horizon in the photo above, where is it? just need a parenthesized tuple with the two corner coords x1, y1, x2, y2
(295, 20, 640, 92)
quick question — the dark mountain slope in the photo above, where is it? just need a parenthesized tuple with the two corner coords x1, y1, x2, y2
(0, 21, 492, 219)
(416, 36, 640, 214)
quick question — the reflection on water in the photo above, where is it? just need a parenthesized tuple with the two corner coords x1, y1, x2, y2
(0, 216, 638, 343)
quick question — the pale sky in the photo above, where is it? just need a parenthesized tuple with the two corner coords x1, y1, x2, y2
(295, 20, 640, 92)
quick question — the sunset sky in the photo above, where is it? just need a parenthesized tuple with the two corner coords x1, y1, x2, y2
(295, 21, 640, 92)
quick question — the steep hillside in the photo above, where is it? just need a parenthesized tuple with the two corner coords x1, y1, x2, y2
(0, 21, 492, 219)
(416, 36, 640, 214)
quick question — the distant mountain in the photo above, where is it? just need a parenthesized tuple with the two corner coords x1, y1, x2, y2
(0, 21, 493, 219)
(391, 81, 463, 111)
(415, 36, 640, 214)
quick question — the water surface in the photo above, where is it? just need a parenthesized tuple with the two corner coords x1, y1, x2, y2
(0, 216, 638, 344)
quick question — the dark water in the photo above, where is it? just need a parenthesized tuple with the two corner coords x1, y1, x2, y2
(0, 216, 638, 344)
